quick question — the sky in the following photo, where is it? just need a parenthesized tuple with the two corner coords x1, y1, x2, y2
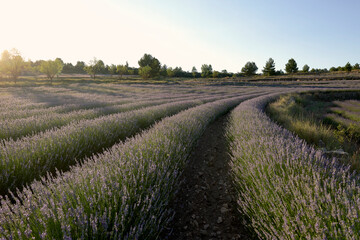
(0, 0, 359, 72)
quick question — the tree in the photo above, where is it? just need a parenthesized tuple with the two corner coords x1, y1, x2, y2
(74, 61, 86, 74)
(55, 58, 64, 66)
(54, 58, 64, 78)
(138, 54, 161, 78)
(302, 64, 310, 73)
(0, 49, 26, 83)
(173, 67, 184, 77)
(241, 62, 258, 76)
(116, 64, 128, 79)
(212, 70, 219, 78)
(262, 58, 276, 76)
(354, 63, 360, 70)
(97, 60, 106, 74)
(285, 58, 298, 74)
(166, 67, 175, 77)
(344, 62, 352, 72)
(62, 63, 75, 74)
(337, 66, 344, 71)
(39, 59, 63, 83)
(128, 69, 135, 75)
(84, 58, 104, 79)
(138, 65, 152, 79)
(201, 64, 213, 78)
(330, 67, 337, 72)
(160, 64, 167, 76)
(109, 64, 117, 76)
(191, 66, 197, 78)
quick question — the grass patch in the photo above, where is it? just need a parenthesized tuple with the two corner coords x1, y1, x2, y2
(266, 90, 360, 170)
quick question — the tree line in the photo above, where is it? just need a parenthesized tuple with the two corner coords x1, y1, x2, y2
(0, 48, 359, 83)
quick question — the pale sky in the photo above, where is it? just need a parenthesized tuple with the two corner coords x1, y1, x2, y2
(1, 0, 359, 72)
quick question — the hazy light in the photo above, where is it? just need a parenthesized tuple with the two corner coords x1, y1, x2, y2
(1, 0, 359, 72)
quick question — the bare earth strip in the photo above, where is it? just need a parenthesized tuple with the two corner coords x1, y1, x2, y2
(166, 113, 257, 240)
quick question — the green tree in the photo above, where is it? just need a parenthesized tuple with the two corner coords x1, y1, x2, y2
(302, 64, 310, 73)
(108, 64, 117, 76)
(354, 63, 360, 70)
(116, 64, 128, 79)
(166, 67, 175, 77)
(191, 66, 197, 78)
(344, 62, 352, 72)
(160, 64, 167, 76)
(285, 58, 298, 74)
(173, 67, 183, 77)
(0, 49, 26, 83)
(212, 70, 219, 78)
(220, 70, 229, 78)
(74, 61, 86, 74)
(201, 64, 213, 78)
(241, 62, 258, 76)
(262, 58, 276, 76)
(138, 54, 161, 78)
(55, 58, 64, 66)
(138, 65, 152, 79)
(84, 58, 104, 79)
(97, 60, 106, 74)
(62, 62, 75, 74)
(39, 59, 63, 83)
(54, 58, 64, 78)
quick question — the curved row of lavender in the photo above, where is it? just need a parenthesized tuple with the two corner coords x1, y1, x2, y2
(0, 95, 212, 140)
(0, 90, 257, 197)
(0, 85, 186, 113)
(0, 100, 133, 120)
(0, 95, 254, 239)
(0, 90, 203, 119)
(227, 94, 360, 239)
(0, 92, 211, 121)
(0, 85, 238, 120)
(0, 96, 218, 197)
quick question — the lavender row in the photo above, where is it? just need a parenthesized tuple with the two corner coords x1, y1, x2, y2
(0, 99, 135, 120)
(0, 91, 248, 197)
(0, 93, 134, 116)
(0, 97, 216, 196)
(226, 94, 360, 239)
(0, 91, 245, 140)
(0, 94, 254, 239)
(0, 84, 220, 110)
(0, 96, 204, 140)
(0, 89, 229, 120)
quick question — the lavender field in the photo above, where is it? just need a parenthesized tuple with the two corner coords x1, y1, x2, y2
(0, 83, 359, 239)
(328, 99, 360, 128)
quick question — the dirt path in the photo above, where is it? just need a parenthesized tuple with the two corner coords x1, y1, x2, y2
(165, 113, 257, 240)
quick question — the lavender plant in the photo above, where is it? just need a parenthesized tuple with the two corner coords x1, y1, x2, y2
(0, 98, 213, 196)
(0, 98, 194, 140)
(0, 90, 250, 197)
(0, 94, 256, 239)
(227, 94, 360, 239)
